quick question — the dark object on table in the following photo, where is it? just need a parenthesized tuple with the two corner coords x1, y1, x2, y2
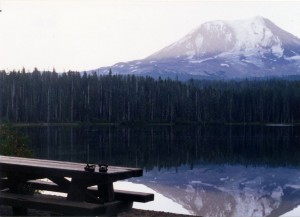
(98, 164, 108, 172)
(84, 164, 96, 172)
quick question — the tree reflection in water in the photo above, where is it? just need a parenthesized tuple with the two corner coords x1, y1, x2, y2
(21, 125, 300, 217)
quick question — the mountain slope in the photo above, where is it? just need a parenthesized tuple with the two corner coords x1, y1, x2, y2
(92, 16, 300, 80)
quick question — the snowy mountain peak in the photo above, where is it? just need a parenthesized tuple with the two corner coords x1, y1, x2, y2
(148, 16, 300, 61)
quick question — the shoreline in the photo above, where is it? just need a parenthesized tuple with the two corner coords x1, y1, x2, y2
(4, 121, 299, 128)
(0, 205, 195, 217)
(0, 193, 196, 217)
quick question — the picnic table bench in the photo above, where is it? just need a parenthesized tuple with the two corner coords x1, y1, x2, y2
(0, 155, 154, 216)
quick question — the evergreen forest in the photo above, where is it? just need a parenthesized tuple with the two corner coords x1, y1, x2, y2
(0, 69, 300, 124)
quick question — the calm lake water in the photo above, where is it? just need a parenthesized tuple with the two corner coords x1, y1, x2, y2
(20, 124, 300, 217)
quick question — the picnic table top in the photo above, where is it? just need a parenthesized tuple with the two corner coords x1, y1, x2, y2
(0, 155, 143, 182)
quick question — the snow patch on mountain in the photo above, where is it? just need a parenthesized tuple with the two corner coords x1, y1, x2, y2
(286, 55, 300, 61)
(221, 63, 230, 67)
(224, 16, 284, 58)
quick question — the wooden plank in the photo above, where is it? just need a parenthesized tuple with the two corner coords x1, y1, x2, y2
(114, 189, 154, 203)
(0, 156, 142, 174)
(0, 191, 132, 216)
(28, 180, 154, 203)
(0, 156, 143, 182)
(27, 180, 101, 204)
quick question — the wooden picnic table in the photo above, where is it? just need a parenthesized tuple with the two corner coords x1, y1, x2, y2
(0, 155, 153, 216)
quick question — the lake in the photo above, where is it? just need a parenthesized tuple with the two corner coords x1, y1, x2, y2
(20, 124, 300, 217)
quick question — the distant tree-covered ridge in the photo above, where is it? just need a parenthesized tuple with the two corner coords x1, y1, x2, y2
(0, 69, 300, 124)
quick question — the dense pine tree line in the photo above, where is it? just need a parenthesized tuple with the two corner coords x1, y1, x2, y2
(0, 69, 300, 124)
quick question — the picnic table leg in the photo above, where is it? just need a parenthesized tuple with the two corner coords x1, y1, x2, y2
(98, 182, 114, 202)
(66, 178, 86, 201)
(65, 178, 103, 204)
(6, 175, 30, 215)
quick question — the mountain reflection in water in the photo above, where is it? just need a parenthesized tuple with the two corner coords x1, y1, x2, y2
(133, 164, 300, 217)
(20, 125, 300, 217)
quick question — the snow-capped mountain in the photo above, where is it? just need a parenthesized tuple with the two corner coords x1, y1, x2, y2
(92, 16, 300, 79)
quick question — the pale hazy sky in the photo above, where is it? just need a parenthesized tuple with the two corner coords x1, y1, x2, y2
(1, 0, 300, 72)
